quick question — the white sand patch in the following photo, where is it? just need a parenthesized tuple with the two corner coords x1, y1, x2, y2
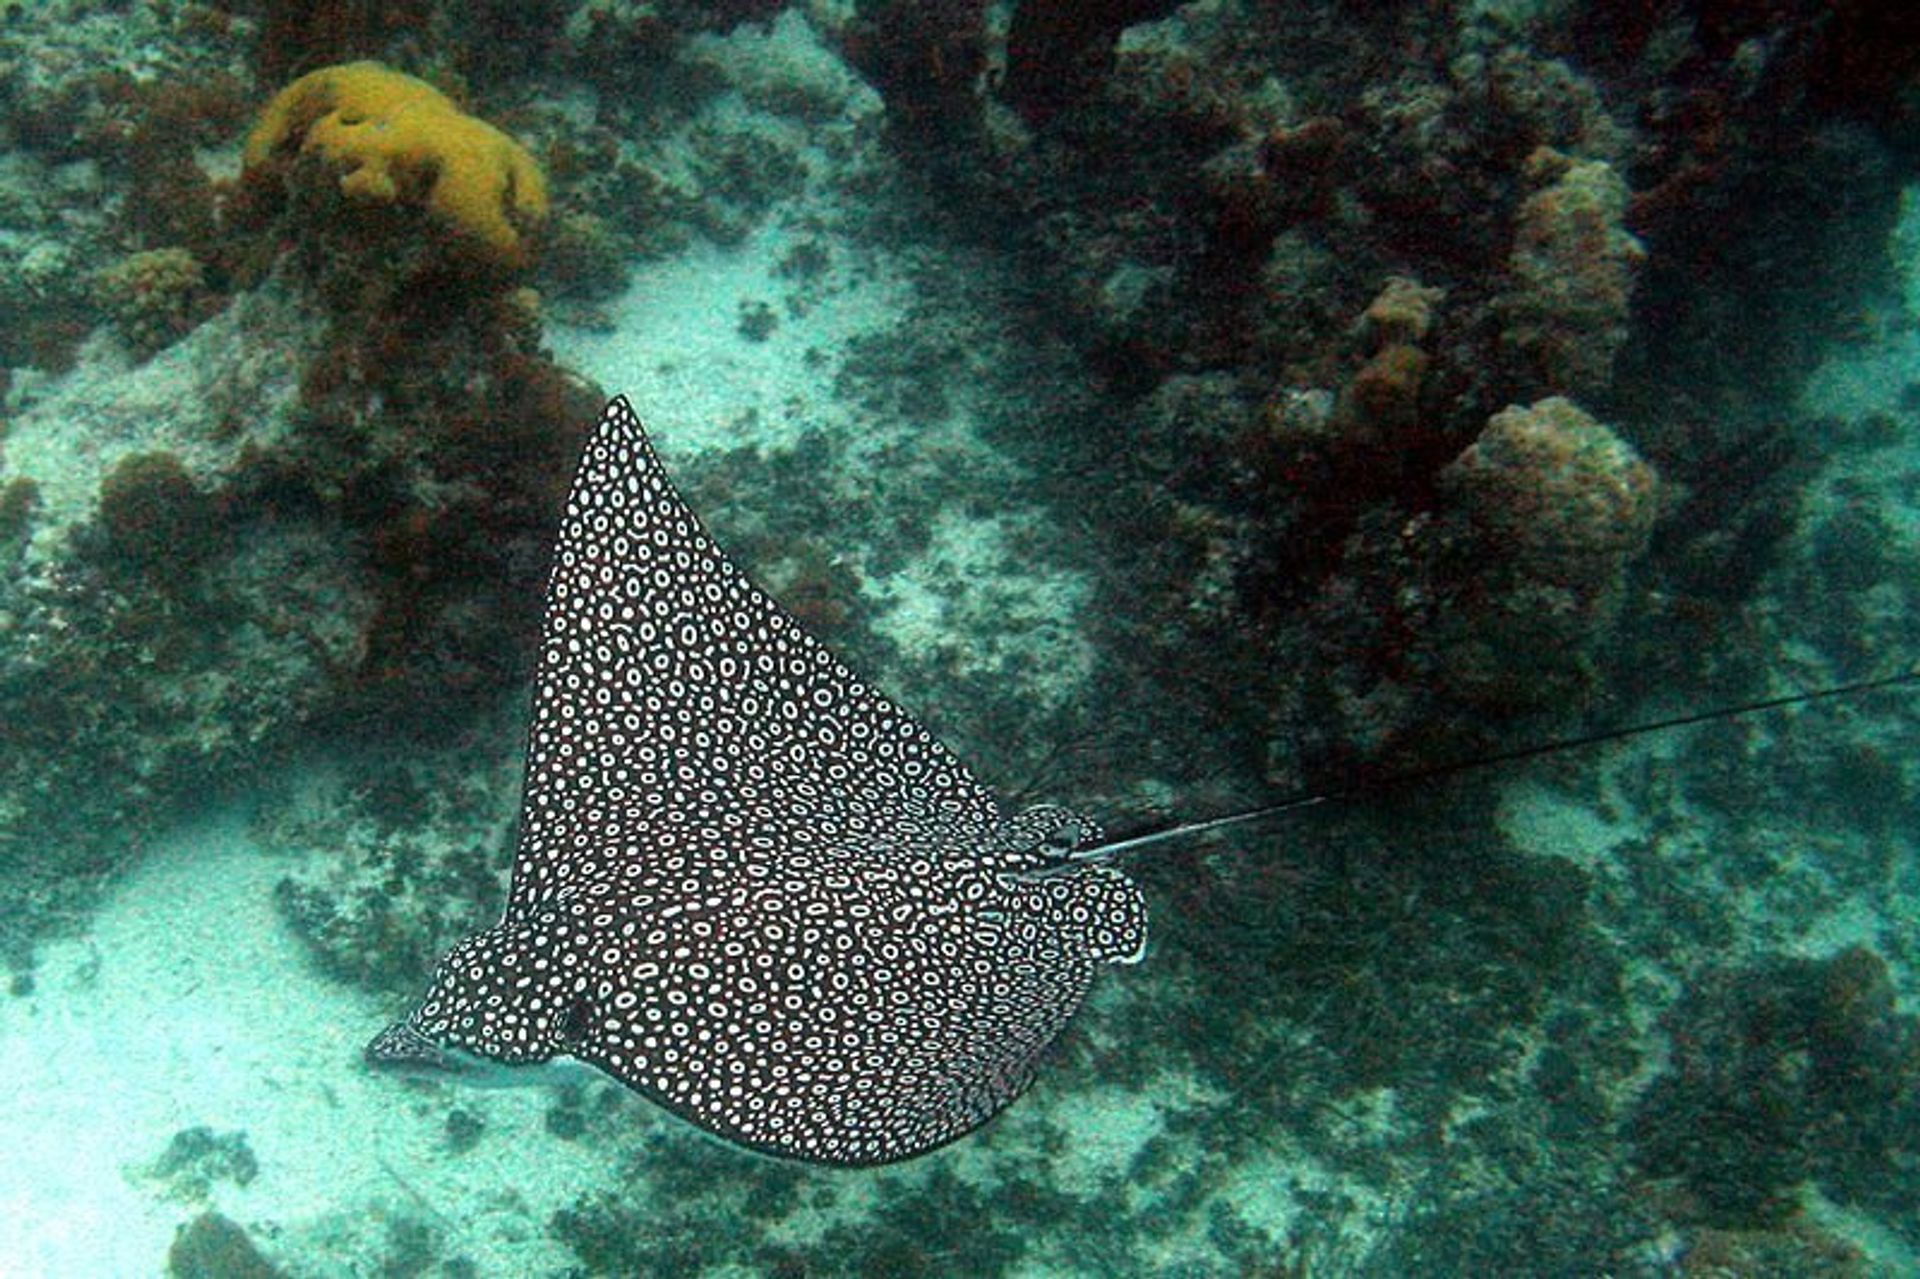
(684, 8, 875, 115)
(1498, 768, 1643, 873)
(499, 11, 895, 466)
(1215, 1145, 1392, 1262)
(864, 508, 1097, 708)
(0, 812, 630, 1277)
(548, 221, 911, 464)
(1042, 1083, 1168, 1197)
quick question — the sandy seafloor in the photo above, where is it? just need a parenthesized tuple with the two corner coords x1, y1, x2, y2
(2, 124, 1918, 1279)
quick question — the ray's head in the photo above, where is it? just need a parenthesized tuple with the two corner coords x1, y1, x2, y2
(366, 911, 592, 1078)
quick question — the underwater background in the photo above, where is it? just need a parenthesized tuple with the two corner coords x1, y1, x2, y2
(0, 0, 1916, 1274)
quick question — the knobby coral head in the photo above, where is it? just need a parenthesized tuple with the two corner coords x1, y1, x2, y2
(243, 60, 548, 269)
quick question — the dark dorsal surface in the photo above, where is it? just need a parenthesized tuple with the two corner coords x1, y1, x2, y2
(367, 397, 1147, 1166)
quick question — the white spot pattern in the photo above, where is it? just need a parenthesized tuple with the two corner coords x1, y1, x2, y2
(370, 397, 1147, 1166)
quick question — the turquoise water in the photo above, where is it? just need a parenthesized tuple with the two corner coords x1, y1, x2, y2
(0, 4, 1916, 1275)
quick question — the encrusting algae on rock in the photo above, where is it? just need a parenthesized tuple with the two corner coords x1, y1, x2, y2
(243, 61, 548, 268)
(96, 247, 212, 358)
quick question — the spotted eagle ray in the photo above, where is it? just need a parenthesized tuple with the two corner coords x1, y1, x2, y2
(369, 396, 1147, 1166)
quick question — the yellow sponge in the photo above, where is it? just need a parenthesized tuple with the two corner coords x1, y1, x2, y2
(244, 61, 548, 268)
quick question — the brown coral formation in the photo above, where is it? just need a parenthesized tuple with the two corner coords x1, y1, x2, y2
(1500, 149, 1646, 397)
(1425, 396, 1659, 709)
(1270, 395, 1661, 775)
(1441, 395, 1659, 582)
(1358, 275, 1444, 351)
(1333, 277, 1448, 448)
(96, 450, 219, 574)
(96, 248, 213, 358)
(1004, 0, 1187, 127)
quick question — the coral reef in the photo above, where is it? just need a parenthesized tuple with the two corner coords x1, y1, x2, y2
(1630, 947, 1920, 1229)
(0, 268, 382, 973)
(537, 209, 631, 310)
(838, 1, 990, 148)
(0, 477, 40, 550)
(1499, 149, 1644, 396)
(230, 57, 600, 733)
(800, 0, 1910, 783)
(243, 61, 549, 269)
(1357, 274, 1444, 350)
(0, 7, 591, 980)
(95, 451, 219, 575)
(1269, 396, 1659, 776)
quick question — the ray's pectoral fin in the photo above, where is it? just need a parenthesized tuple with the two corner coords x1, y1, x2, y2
(365, 1019, 447, 1072)
(370, 907, 585, 1076)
